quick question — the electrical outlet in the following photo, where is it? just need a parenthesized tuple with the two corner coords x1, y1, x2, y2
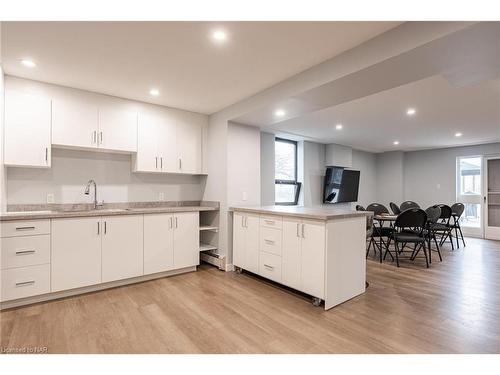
(159, 192, 165, 201)
(46, 193, 55, 204)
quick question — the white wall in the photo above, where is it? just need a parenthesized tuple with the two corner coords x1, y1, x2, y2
(375, 151, 404, 208)
(7, 148, 204, 205)
(3, 76, 208, 206)
(227, 122, 261, 206)
(352, 149, 377, 208)
(302, 141, 326, 207)
(260, 132, 275, 205)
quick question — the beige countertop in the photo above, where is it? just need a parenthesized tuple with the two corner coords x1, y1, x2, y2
(230, 205, 372, 220)
(0, 203, 218, 222)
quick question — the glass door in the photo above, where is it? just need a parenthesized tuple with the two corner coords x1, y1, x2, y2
(485, 157, 500, 240)
(456, 156, 483, 237)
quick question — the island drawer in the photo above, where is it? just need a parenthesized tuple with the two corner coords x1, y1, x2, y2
(259, 227, 282, 256)
(259, 251, 282, 283)
(260, 215, 283, 230)
(1, 235, 51, 270)
(1, 264, 50, 302)
(1, 219, 51, 238)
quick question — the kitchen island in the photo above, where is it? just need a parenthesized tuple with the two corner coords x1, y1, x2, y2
(230, 205, 372, 310)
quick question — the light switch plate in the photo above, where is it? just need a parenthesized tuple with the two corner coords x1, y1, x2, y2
(46, 193, 55, 204)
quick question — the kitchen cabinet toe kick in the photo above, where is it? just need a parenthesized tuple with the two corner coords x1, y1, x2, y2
(0, 266, 196, 310)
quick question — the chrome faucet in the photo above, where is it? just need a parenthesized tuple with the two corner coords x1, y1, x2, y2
(84, 179, 103, 209)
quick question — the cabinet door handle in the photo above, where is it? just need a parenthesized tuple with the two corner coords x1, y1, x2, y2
(155, 157, 158, 169)
(160, 157, 163, 169)
(16, 280, 35, 287)
(175, 217, 178, 228)
(302, 224, 305, 238)
(263, 264, 274, 270)
(104, 221, 107, 234)
(15, 226, 35, 231)
(45, 147, 48, 163)
(179, 158, 182, 170)
(241, 215, 244, 228)
(264, 239, 275, 245)
(100, 131, 103, 145)
(97, 221, 100, 235)
(264, 220, 274, 225)
(15, 250, 36, 255)
(296, 223, 300, 237)
(169, 217, 173, 229)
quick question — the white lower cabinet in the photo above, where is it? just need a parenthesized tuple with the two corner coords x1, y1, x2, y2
(101, 215, 144, 283)
(1, 264, 51, 301)
(144, 212, 200, 274)
(233, 212, 260, 274)
(144, 214, 174, 274)
(234, 213, 326, 300)
(172, 212, 200, 269)
(51, 217, 102, 292)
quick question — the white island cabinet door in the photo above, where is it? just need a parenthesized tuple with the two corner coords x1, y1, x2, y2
(52, 98, 98, 149)
(101, 215, 144, 282)
(233, 212, 246, 269)
(176, 116, 202, 174)
(173, 212, 199, 269)
(51, 217, 102, 292)
(144, 214, 174, 274)
(282, 217, 302, 290)
(98, 108, 137, 152)
(4, 91, 52, 168)
(300, 219, 326, 299)
(245, 213, 260, 274)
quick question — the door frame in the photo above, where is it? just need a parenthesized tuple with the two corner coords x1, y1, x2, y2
(455, 155, 484, 238)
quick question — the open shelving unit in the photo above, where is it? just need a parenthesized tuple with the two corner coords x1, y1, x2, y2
(198, 209, 224, 270)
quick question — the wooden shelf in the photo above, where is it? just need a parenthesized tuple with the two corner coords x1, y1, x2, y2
(199, 226, 219, 232)
(199, 243, 218, 252)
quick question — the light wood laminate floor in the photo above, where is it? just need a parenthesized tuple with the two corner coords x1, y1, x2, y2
(1, 238, 499, 353)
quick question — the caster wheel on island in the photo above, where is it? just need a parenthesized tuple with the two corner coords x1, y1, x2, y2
(312, 297, 322, 307)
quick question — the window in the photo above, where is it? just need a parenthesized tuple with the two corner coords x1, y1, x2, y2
(275, 138, 301, 205)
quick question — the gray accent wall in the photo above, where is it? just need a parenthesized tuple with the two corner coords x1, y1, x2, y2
(403, 143, 500, 209)
(376, 151, 404, 208)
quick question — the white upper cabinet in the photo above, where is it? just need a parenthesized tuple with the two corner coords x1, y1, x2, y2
(52, 98, 99, 149)
(4, 91, 52, 168)
(134, 111, 203, 175)
(157, 117, 177, 172)
(176, 115, 202, 174)
(98, 107, 138, 152)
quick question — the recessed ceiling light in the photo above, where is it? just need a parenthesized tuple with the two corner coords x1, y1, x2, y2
(393, 141, 400, 145)
(406, 108, 416, 116)
(20, 59, 36, 68)
(335, 124, 343, 130)
(212, 30, 228, 42)
(455, 132, 463, 137)
(149, 89, 160, 96)
(275, 109, 285, 117)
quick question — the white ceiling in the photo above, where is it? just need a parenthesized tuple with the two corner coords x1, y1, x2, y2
(0, 21, 399, 114)
(269, 74, 500, 152)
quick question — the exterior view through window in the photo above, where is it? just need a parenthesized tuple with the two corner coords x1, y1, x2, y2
(457, 157, 482, 232)
(275, 138, 301, 205)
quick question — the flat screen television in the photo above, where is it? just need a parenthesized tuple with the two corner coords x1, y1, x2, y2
(323, 167, 360, 204)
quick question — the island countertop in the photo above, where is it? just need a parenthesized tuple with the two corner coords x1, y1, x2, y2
(229, 205, 372, 220)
